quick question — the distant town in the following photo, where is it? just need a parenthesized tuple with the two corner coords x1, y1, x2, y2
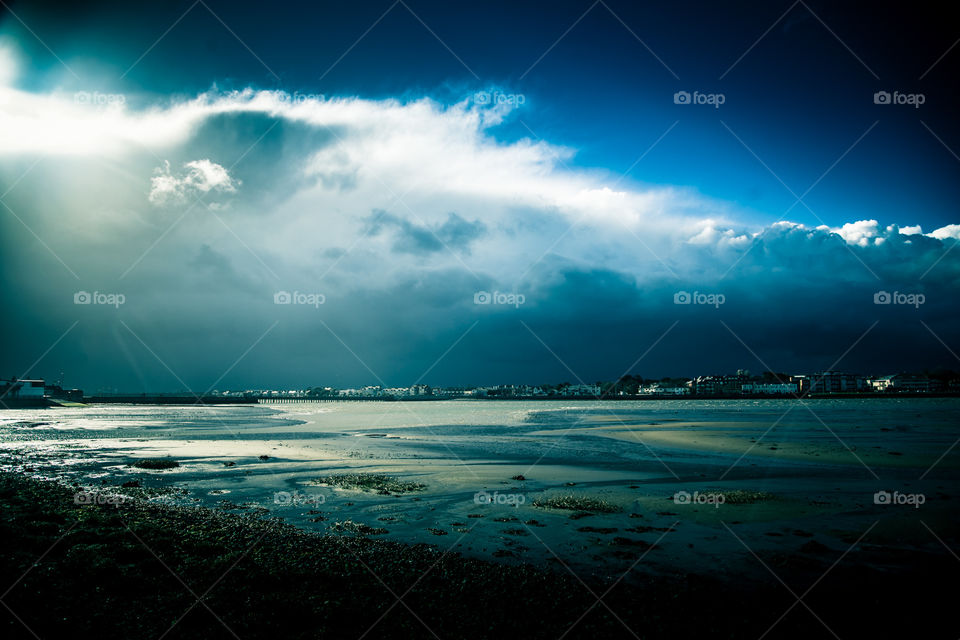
(3, 369, 960, 408)
(225, 369, 960, 400)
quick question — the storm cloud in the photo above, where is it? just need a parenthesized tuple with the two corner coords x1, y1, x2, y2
(1, 75, 958, 391)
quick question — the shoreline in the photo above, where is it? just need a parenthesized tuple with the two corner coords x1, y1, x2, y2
(3, 400, 958, 580)
(3, 400, 958, 637)
(3, 392, 958, 409)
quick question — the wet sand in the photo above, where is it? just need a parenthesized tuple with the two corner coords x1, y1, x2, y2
(1, 399, 958, 582)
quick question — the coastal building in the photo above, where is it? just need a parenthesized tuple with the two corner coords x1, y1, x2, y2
(791, 375, 810, 394)
(637, 384, 689, 396)
(690, 374, 748, 395)
(306, 387, 337, 398)
(433, 387, 466, 398)
(741, 382, 798, 395)
(43, 383, 83, 401)
(564, 384, 600, 396)
(5, 379, 46, 398)
(808, 372, 866, 394)
(869, 374, 937, 392)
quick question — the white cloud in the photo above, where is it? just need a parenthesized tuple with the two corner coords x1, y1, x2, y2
(929, 224, 960, 240)
(0, 77, 955, 289)
(0, 83, 718, 230)
(0, 41, 17, 86)
(831, 219, 883, 247)
(149, 159, 238, 206)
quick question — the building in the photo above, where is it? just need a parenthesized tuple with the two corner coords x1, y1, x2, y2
(741, 382, 798, 395)
(791, 375, 810, 394)
(433, 387, 466, 397)
(808, 372, 866, 394)
(564, 384, 600, 396)
(869, 374, 937, 392)
(6, 379, 46, 398)
(637, 384, 690, 396)
(690, 374, 749, 395)
(43, 384, 83, 401)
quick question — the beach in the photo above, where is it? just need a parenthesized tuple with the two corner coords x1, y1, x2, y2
(1, 399, 958, 637)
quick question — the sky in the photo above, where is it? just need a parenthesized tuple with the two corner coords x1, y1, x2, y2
(0, 0, 958, 391)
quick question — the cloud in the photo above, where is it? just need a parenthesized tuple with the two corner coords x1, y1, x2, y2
(7, 78, 944, 258)
(0, 81, 954, 284)
(365, 211, 487, 255)
(149, 159, 238, 206)
(0, 40, 17, 86)
(929, 224, 960, 241)
(828, 219, 960, 246)
(831, 219, 884, 247)
(1, 78, 958, 388)
(0, 82, 710, 228)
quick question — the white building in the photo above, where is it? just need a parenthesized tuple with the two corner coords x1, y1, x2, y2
(564, 384, 600, 396)
(638, 384, 689, 396)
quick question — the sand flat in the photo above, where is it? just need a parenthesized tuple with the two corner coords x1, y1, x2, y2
(2, 399, 958, 579)
(529, 420, 951, 469)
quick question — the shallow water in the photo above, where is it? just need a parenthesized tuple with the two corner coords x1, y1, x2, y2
(2, 398, 958, 580)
